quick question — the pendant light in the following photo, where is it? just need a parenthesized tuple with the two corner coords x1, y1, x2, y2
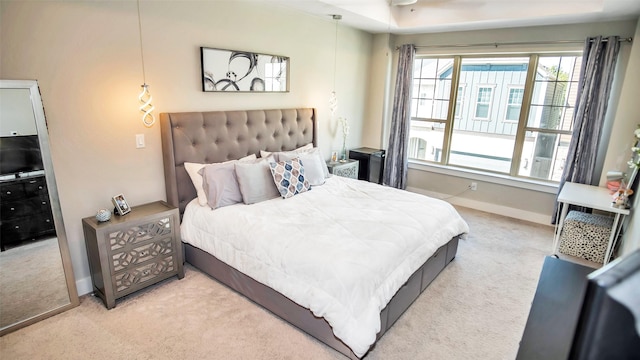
(137, 0, 155, 127)
(329, 14, 341, 117)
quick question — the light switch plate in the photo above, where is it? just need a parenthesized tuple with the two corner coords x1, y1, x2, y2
(136, 134, 145, 148)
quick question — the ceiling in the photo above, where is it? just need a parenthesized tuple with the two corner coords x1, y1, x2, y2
(261, 0, 640, 34)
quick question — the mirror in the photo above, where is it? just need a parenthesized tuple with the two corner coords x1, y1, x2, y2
(0, 80, 79, 335)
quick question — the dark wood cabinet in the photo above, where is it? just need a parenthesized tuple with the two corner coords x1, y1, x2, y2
(516, 257, 594, 360)
(348, 147, 385, 184)
(0, 175, 55, 250)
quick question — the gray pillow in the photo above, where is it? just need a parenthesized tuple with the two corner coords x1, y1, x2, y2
(279, 148, 326, 186)
(185, 154, 256, 206)
(235, 158, 280, 204)
(198, 162, 242, 209)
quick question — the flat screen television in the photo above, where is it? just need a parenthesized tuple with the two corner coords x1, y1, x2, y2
(569, 249, 640, 359)
(0, 135, 44, 176)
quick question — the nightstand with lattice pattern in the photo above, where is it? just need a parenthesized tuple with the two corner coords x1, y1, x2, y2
(326, 159, 359, 179)
(82, 201, 184, 309)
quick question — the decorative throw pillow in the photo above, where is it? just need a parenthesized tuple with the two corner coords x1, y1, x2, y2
(279, 148, 326, 186)
(184, 154, 256, 206)
(198, 162, 242, 209)
(234, 158, 280, 204)
(269, 158, 311, 199)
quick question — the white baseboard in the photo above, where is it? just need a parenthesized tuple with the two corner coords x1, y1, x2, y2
(407, 186, 553, 226)
(76, 276, 93, 296)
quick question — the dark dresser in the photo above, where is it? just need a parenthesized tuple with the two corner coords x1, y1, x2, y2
(516, 256, 595, 360)
(348, 147, 385, 184)
(0, 174, 55, 251)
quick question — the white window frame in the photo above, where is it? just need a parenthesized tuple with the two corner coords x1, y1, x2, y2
(504, 86, 525, 123)
(473, 84, 495, 121)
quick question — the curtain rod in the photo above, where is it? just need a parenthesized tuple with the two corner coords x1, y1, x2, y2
(400, 37, 633, 50)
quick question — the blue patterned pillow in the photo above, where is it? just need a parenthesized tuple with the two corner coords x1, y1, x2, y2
(269, 158, 311, 199)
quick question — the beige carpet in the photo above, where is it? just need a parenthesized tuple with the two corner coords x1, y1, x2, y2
(1, 207, 569, 359)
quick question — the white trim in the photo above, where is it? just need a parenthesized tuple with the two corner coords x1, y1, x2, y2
(409, 160, 559, 194)
(407, 186, 554, 226)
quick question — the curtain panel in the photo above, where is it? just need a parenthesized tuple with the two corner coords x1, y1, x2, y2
(552, 36, 621, 224)
(383, 44, 416, 189)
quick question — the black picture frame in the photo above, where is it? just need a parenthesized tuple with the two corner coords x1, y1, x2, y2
(200, 47, 289, 92)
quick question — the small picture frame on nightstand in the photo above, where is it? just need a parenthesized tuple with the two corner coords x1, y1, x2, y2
(331, 151, 338, 163)
(112, 193, 131, 216)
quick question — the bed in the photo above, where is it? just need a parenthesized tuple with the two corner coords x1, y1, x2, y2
(160, 108, 469, 359)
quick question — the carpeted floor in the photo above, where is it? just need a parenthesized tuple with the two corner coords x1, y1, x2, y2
(0, 207, 578, 359)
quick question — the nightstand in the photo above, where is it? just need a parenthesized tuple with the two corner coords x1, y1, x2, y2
(82, 200, 184, 309)
(326, 159, 359, 179)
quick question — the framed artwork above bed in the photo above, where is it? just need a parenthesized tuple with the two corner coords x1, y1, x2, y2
(200, 47, 289, 92)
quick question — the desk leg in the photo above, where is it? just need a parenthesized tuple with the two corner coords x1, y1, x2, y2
(552, 202, 569, 254)
(603, 214, 623, 265)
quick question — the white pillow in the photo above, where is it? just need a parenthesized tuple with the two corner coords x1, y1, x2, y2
(260, 143, 313, 160)
(235, 157, 280, 205)
(278, 148, 326, 186)
(184, 154, 256, 206)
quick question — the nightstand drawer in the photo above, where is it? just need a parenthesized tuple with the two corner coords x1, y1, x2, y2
(111, 237, 175, 272)
(114, 255, 177, 294)
(108, 217, 172, 253)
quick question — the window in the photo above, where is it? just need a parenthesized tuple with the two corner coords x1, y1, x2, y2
(474, 86, 494, 120)
(505, 87, 524, 122)
(520, 56, 581, 181)
(410, 58, 454, 163)
(408, 54, 582, 182)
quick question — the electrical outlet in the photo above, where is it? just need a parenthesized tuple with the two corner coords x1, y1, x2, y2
(470, 182, 477, 191)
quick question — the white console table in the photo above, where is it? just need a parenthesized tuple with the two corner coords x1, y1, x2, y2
(553, 182, 630, 265)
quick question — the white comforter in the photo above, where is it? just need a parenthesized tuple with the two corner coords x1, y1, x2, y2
(181, 176, 469, 356)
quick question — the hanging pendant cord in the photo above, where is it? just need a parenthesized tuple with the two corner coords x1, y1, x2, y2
(137, 0, 146, 84)
(333, 17, 338, 90)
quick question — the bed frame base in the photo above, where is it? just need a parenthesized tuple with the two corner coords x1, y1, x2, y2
(184, 236, 460, 359)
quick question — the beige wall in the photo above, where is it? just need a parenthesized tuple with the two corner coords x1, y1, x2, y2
(366, 20, 639, 228)
(0, 0, 373, 294)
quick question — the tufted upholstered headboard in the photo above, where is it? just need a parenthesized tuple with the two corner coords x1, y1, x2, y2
(160, 108, 317, 218)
